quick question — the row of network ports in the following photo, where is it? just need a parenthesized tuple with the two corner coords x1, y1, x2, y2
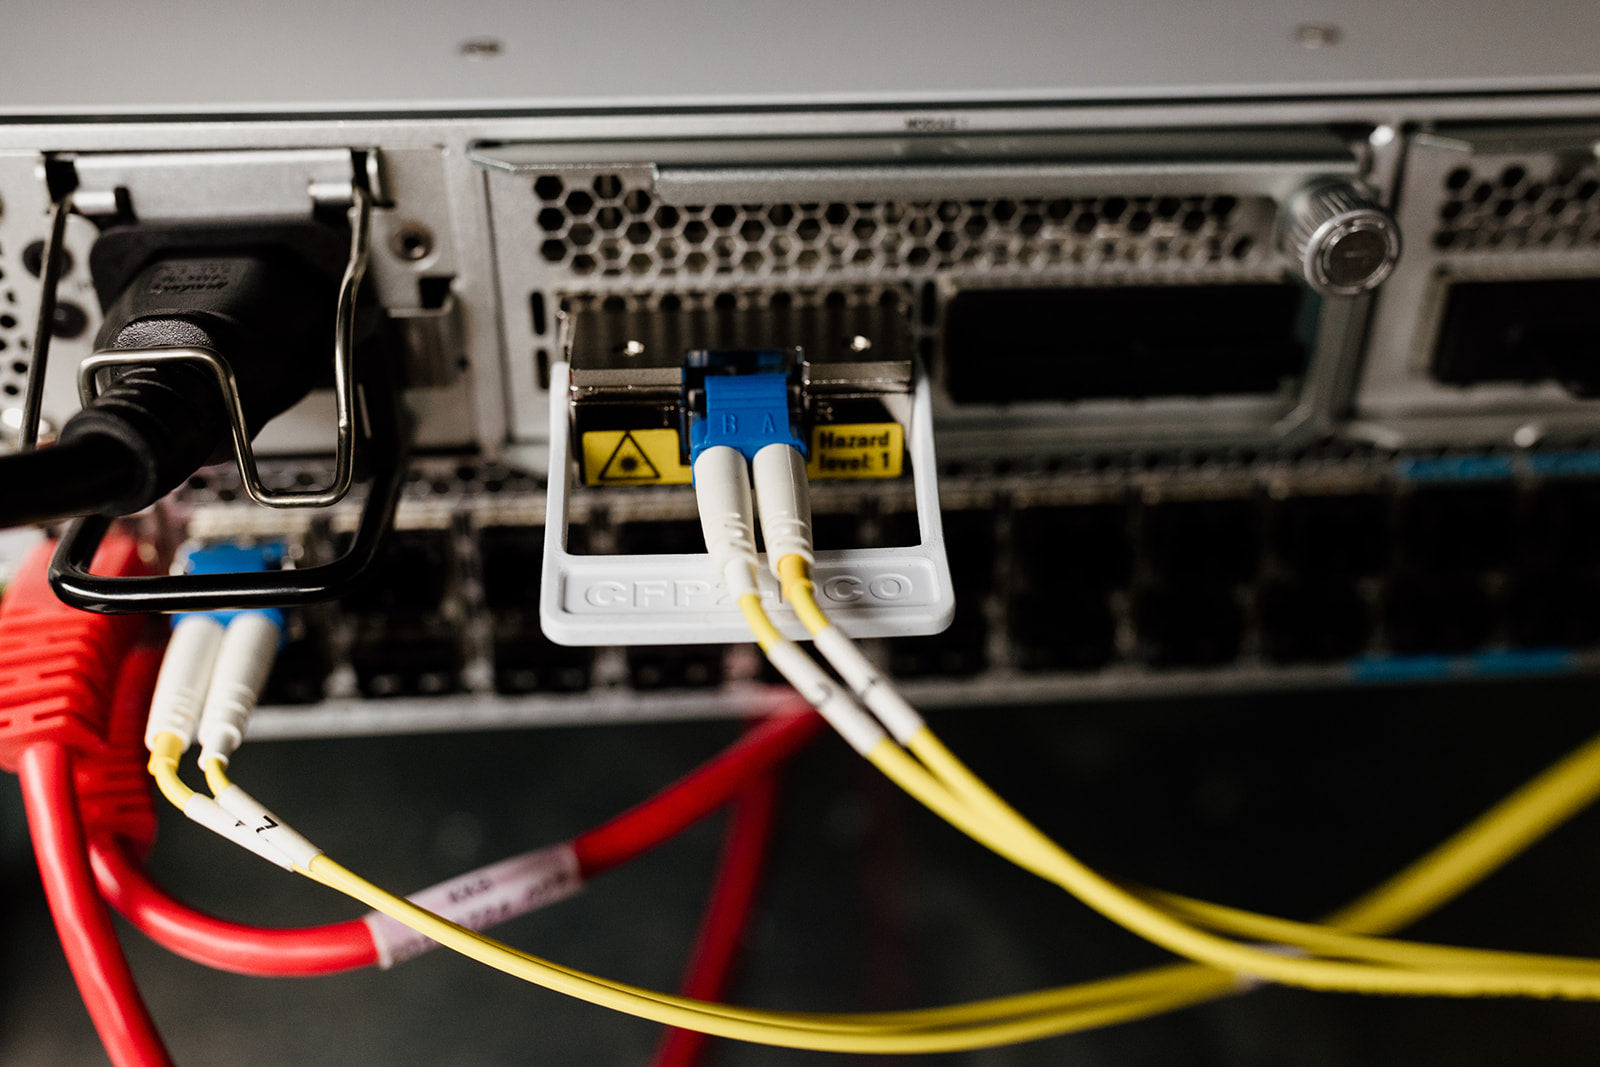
(251, 470, 1600, 705)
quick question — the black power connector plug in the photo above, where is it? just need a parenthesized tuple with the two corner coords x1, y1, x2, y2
(1, 219, 362, 528)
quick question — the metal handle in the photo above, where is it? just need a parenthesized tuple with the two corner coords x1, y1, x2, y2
(24, 184, 372, 509)
(17, 192, 73, 452)
(47, 372, 408, 614)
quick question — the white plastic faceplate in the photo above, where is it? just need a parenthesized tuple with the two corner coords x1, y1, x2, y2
(540, 362, 956, 646)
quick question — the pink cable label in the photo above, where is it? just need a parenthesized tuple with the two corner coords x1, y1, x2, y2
(363, 843, 583, 968)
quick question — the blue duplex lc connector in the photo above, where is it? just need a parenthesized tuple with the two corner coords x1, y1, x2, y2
(682, 348, 808, 465)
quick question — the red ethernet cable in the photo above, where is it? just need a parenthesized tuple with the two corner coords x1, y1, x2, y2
(20, 742, 173, 1067)
(1, 537, 172, 1067)
(652, 771, 784, 1067)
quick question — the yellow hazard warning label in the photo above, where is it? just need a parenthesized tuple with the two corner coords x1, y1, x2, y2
(581, 429, 693, 486)
(806, 423, 905, 480)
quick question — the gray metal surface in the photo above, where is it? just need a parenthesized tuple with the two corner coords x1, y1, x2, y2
(3, 2, 1600, 115)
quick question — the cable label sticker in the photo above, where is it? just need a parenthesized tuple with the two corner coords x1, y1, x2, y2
(363, 843, 584, 968)
(581, 429, 693, 486)
(806, 423, 904, 480)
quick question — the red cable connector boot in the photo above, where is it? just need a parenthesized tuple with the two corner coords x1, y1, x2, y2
(0, 537, 159, 852)
(0, 537, 148, 771)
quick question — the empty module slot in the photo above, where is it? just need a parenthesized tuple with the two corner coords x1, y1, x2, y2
(1133, 582, 1244, 667)
(943, 284, 1310, 404)
(1270, 494, 1390, 576)
(1141, 497, 1264, 584)
(625, 646, 726, 689)
(887, 605, 988, 678)
(493, 618, 593, 694)
(1010, 588, 1116, 672)
(1382, 575, 1496, 655)
(350, 616, 465, 698)
(260, 613, 330, 705)
(615, 519, 706, 556)
(1432, 278, 1600, 393)
(1011, 502, 1133, 592)
(1521, 481, 1600, 570)
(1259, 579, 1370, 664)
(1398, 484, 1518, 573)
(480, 525, 564, 608)
(339, 529, 455, 612)
(1505, 572, 1600, 649)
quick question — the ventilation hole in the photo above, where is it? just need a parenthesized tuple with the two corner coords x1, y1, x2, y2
(533, 176, 564, 201)
(623, 189, 652, 214)
(0, 314, 16, 329)
(529, 293, 547, 335)
(570, 253, 596, 275)
(539, 239, 566, 263)
(710, 205, 738, 228)
(568, 223, 595, 247)
(536, 207, 565, 232)
(1445, 167, 1473, 190)
(1440, 201, 1463, 221)
(595, 207, 623, 231)
(3, 383, 19, 396)
(1499, 165, 1526, 188)
(654, 205, 680, 229)
(565, 190, 594, 216)
(626, 222, 652, 246)
(592, 175, 623, 198)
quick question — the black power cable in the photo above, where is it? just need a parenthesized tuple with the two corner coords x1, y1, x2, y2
(0, 246, 340, 530)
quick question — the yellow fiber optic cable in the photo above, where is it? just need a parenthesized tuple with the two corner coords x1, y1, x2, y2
(147, 732, 195, 809)
(304, 853, 1231, 1053)
(767, 570, 1600, 998)
(183, 740, 1237, 1048)
(155, 695, 1600, 1054)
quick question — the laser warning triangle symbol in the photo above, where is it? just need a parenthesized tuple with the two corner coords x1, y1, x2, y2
(597, 431, 662, 482)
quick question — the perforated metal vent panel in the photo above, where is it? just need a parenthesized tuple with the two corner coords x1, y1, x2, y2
(1433, 157, 1600, 252)
(0, 249, 24, 406)
(528, 170, 1273, 283)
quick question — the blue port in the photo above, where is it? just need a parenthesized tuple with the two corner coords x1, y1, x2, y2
(182, 542, 287, 629)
